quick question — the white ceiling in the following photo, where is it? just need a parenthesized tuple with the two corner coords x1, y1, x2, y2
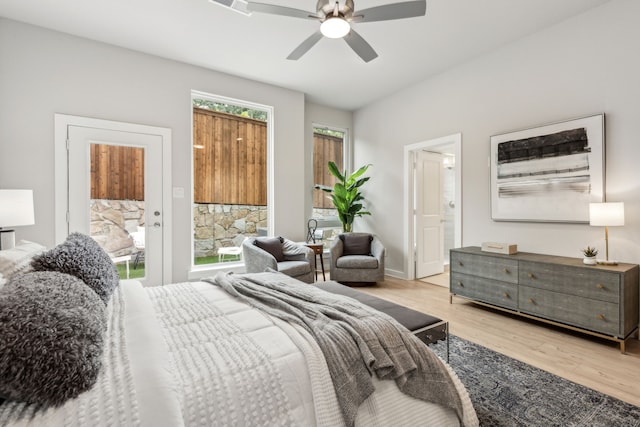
(0, 0, 611, 111)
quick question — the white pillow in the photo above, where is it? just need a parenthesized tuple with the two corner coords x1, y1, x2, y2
(0, 240, 46, 281)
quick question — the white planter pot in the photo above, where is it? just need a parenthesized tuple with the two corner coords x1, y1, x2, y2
(583, 256, 597, 265)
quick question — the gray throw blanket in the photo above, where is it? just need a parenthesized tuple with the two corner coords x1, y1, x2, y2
(207, 272, 464, 427)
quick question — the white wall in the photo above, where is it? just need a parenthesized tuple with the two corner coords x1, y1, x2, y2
(0, 18, 311, 282)
(354, 0, 640, 275)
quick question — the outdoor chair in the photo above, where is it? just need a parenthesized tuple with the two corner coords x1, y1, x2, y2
(217, 237, 247, 262)
(129, 226, 145, 269)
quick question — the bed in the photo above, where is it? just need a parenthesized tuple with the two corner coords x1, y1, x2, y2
(0, 236, 478, 427)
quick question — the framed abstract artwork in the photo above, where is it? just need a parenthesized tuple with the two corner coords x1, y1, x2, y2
(490, 114, 605, 223)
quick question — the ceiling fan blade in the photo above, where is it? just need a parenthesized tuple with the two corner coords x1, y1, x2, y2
(248, 2, 319, 19)
(344, 29, 378, 63)
(356, 0, 426, 23)
(315, 0, 330, 14)
(287, 31, 324, 60)
(343, 0, 355, 18)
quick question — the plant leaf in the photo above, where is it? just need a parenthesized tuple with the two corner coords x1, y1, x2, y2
(314, 184, 333, 193)
(349, 164, 371, 181)
(327, 161, 345, 182)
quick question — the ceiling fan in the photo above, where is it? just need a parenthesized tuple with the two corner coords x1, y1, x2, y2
(247, 0, 427, 62)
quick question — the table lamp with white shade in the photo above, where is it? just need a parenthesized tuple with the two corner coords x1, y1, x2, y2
(589, 202, 624, 265)
(0, 189, 35, 250)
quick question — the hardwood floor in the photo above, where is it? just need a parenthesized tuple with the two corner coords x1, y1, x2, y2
(356, 274, 640, 407)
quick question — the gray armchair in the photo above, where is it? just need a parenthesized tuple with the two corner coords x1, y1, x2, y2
(330, 233, 385, 284)
(242, 237, 315, 284)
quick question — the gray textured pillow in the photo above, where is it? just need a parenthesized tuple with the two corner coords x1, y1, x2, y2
(339, 233, 373, 256)
(254, 236, 285, 262)
(0, 271, 106, 406)
(31, 232, 119, 304)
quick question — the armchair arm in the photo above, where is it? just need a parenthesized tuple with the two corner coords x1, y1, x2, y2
(242, 239, 278, 273)
(330, 238, 344, 267)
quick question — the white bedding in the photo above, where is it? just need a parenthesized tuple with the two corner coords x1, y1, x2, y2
(0, 279, 477, 427)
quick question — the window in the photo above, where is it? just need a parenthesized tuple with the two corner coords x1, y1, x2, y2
(311, 125, 347, 245)
(191, 92, 273, 267)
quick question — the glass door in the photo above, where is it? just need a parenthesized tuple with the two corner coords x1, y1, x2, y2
(67, 126, 164, 285)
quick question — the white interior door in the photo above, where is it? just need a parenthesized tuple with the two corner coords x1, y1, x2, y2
(67, 125, 164, 286)
(415, 151, 444, 278)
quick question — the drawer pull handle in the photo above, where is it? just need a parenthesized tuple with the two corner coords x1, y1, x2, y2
(503, 292, 510, 298)
(457, 282, 464, 287)
(458, 261, 463, 267)
(528, 273, 535, 279)
(597, 314, 605, 321)
(596, 284, 604, 289)
(502, 268, 509, 274)
(528, 298, 535, 304)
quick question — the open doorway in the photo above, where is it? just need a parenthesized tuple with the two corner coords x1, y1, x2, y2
(404, 133, 461, 282)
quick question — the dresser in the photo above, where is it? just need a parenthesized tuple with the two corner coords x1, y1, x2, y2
(450, 246, 639, 352)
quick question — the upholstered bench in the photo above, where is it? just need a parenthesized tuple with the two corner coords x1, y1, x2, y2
(315, 281, 449, 361)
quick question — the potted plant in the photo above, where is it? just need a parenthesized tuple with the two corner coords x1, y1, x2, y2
(315, 162, 371, 232)
(582, 246, 598, 265)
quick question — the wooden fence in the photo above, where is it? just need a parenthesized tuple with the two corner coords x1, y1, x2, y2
(90, 108, 342, 208)
(314, 133, 343, 209)
(91, 144, 144, 201)
(193, 108, 267, 205)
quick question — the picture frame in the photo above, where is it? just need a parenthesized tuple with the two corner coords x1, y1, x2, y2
(490, 114, 605, 223)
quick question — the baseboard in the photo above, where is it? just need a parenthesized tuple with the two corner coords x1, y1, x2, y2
(384, 268, 407, 280)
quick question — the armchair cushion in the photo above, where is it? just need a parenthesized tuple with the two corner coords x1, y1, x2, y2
(253, 236, 285, 262)
(277, 260, 312, 277)
(339, 233, 373, 256)
(336, 255, 379, 269)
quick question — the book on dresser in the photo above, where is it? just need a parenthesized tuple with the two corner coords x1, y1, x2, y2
(449, 246, 640, 353)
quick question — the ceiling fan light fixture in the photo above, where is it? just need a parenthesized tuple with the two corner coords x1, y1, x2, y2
(320, 17, 350, 38)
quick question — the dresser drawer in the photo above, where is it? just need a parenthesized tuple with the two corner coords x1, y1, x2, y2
(518, 261, 620, 303)
(519, 286, 620, 337)
(450, 272, 517, 309)
(450, 252, 518, 284)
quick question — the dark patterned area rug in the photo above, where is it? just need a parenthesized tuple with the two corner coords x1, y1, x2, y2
(430, 335, 640, 427)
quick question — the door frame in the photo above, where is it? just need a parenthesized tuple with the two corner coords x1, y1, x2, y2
(54, 114, 173, 284)
(403, 133, 462, 281)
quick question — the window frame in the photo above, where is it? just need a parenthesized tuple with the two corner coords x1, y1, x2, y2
(310, 123, 350, 243)
(311, 123, 350, 211)
(189, 90, 274, 278)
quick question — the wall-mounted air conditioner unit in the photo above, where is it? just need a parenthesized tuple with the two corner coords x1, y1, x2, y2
(208, 0, 250, 16)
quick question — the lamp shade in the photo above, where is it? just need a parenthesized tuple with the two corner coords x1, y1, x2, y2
(320, 17, 350, 38)
(0, 189, 35, 228)
(589, 202, 624, 227)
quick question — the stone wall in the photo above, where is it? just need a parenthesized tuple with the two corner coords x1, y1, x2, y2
(89, 201, 336, 260)
(194, 204, 267, 258)
(89, 200, 267, 260)
(90, 199, 144, 257)
(312, 207, 337, 217)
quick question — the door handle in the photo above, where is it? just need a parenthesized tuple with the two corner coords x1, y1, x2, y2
(153, 222, 161, 228)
